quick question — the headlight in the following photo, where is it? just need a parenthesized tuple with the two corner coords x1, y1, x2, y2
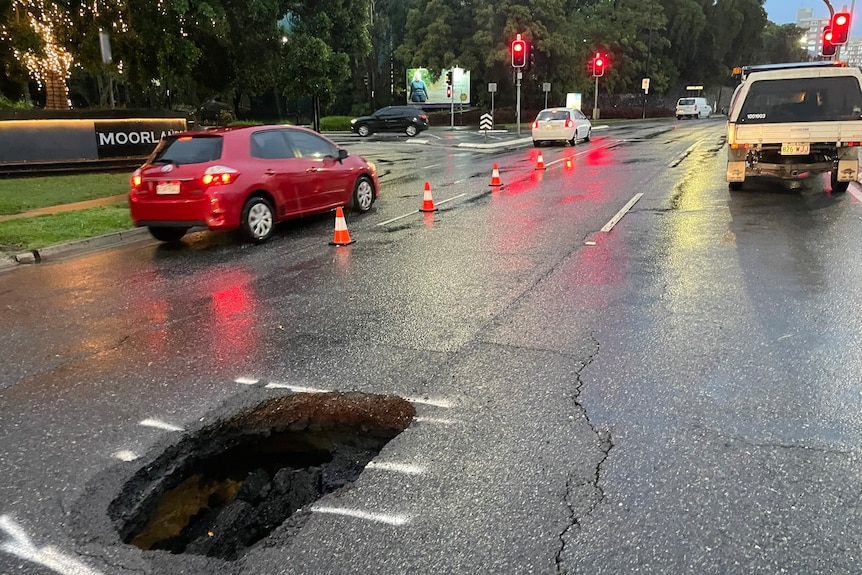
(367, 161, 377, 173)
(350, 119, 357, 124)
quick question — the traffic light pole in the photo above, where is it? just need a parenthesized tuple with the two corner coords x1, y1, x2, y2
(516, 70, 522, 137)
(593, 76, 600, 121)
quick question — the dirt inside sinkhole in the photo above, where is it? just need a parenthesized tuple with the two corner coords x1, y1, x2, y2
(110, 392, 415, 561)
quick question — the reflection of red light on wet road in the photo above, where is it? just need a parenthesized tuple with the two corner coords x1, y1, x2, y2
(209, 271, 257, 363)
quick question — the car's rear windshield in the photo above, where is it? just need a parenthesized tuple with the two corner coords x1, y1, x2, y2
(536, 110, 570, 121)
(678, 99, 696, 105)
(737, 76, 862, 123)
(152, 136, 223, 165)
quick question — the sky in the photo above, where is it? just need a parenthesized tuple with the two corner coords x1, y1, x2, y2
(763, 0, 862, 36)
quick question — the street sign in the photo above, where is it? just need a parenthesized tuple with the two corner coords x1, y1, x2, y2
(642, 78, 650, 92)
(480, 113, 493, 131)
(488, 83, 497, 92)
(542, 83, 551, 92)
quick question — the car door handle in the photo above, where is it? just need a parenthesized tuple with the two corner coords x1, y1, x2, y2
(306, 167, 319, 172)
(265, 169, 276, 175)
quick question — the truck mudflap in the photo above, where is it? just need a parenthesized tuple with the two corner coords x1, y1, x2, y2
(727, 161, 746, 182)
(836, 159, 858, 182)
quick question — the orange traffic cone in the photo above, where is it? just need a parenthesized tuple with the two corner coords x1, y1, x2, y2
(489, 163, 504, 187)
(419, 181, 437, 212)
(329, 206, 355, 246)
(536, 151, 545, 170)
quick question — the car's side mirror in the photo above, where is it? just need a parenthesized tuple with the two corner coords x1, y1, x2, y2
(338, 148, 348, 162)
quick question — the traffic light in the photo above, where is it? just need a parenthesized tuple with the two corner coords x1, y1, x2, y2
(822, 26, 837, 56)
(593, 53, 605, 77)
(512, 34, 527, 68)
(832, 12, 851, 45)
(445, 70, 452, 85)
(446, 85, 452, 98)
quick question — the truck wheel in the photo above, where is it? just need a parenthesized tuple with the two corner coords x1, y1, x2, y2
(728, 182, 744, 191)
(831, 171, 849, 194)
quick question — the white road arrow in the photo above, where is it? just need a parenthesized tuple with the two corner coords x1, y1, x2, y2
(0, 515, 103, 575)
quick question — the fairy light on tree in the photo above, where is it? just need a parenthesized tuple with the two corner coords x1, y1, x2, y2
(2, 0, 74, 109)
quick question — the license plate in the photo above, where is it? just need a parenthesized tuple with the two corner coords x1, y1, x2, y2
(156, 182, 180, 195)
(780, 143, 810, 155)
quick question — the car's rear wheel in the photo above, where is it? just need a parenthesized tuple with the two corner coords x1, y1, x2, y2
(584, 128, 591, 142)
(406, 125, 418, 137)
(728, 181, 744, 191)
(148, 226, 187, 242)
(241, 196, 275, 243)
(357, 125, 371, 137)
(831, 170, 849, 194)
(532, 140, 540, 147)
(350, 176, 375, 212)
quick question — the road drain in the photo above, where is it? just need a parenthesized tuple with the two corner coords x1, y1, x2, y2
(110, 392, 414, 561)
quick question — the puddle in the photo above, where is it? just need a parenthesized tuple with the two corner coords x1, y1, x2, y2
(110, 392, 414, 560)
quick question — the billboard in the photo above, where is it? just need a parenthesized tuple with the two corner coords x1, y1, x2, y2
(406, 67, 472, 105)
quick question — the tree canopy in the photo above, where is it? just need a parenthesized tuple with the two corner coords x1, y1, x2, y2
(0, 0, 810, 116)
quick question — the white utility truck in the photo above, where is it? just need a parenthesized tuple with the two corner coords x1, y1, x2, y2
(726, 60, 862, 193)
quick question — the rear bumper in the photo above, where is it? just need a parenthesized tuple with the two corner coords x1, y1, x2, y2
(128, 190, 241, 230)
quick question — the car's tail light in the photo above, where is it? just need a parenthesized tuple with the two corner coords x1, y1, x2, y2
(202, 165, 239, 186)
(565, 119, 574, 128)
(532, 120, 540, 129)
(130, 169, 142, 188)
(420, 113, 427, 120)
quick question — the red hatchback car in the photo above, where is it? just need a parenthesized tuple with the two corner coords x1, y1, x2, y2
(129, 125, 379, 243)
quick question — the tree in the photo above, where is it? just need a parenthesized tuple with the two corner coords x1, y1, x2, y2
(757, 23, 809, 65)
(1, 0, 74, 109)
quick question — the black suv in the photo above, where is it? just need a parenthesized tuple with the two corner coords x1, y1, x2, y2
(351, 106, 429, 137)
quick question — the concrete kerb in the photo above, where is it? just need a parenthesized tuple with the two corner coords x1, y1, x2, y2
(2, 227, 150, 269)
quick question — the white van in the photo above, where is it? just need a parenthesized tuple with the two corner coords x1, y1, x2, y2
(676, 97, 711, 119)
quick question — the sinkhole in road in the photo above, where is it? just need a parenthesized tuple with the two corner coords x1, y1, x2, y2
(110, 392, 415, 561)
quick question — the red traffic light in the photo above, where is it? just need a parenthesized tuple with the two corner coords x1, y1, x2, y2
(831, 12, 851, 45)
(512, 35, 527, 68)
(822, 25, 837, 56)
(446, 85, 452, 98)
(593, 53, 605, 77)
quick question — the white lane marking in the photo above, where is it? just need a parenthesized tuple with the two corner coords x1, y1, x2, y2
(113, 450, 138, 462)
(412, 417, 458, 425)
(376, 194, 467, 227)
(669, 139, 704, 167)
(264, 383, 332, 393)
(0, 515, 103, 575)
(601, 193, 644, 233)
(404, 396, 452, 408)
(365, 462, 425, 475)
(235, 377, 259, 385)
(138, 419, 184, 432)
(312, 506, 410, 526)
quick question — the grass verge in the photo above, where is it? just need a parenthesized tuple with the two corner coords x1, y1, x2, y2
(0, 204, 133, 253)
(0, 173, 129, 215)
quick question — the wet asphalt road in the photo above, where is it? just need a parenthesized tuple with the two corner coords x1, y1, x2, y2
(3, 118, 862, 574)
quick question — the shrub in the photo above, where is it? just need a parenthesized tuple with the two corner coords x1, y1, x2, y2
(320, 116, 354, 131)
